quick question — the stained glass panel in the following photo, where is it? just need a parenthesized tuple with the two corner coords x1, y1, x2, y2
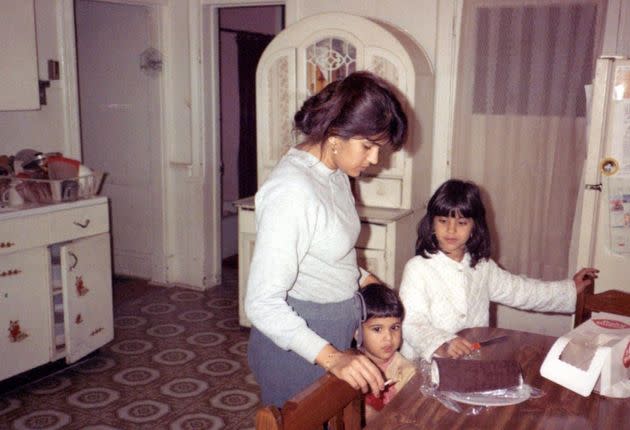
(306, 37, 356, 95)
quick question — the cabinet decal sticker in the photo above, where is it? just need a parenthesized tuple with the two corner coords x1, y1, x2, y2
(75, 276, 89, 296)
(8, 320, 28, 342)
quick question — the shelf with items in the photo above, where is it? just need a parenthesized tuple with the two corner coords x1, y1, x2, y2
(50, 244, 65, 359)
(53, 292, 65, 359)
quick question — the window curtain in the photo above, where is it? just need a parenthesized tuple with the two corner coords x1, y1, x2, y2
(451, 1, 605, 333)
(236, 31, 274, 198)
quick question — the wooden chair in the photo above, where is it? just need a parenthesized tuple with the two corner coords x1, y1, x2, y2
(255, 373, 362, 430)
(574, 280, 630, 327)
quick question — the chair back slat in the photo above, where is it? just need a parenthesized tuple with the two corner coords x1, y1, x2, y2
(574, 280, 594, 327)
(255, 374, 362, 430)
(574, 280, 630, 327)
(255, 405, 282, 430)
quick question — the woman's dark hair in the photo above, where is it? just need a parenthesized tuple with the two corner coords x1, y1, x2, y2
(360, 283, 405, 320)
(293, 71, 408, 150)
(416, 179, 491, 267)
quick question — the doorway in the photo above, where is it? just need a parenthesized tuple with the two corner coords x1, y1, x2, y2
(210, 5, 284, 264)
(75, 0, 164, 280)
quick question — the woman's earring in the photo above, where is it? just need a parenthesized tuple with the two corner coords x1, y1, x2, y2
(332, 145, 338, 155)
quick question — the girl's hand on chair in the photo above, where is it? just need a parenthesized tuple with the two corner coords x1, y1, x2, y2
(435, 337, 474, 359)
(573, 267, 599, 294)
(317, 346, 385, 396)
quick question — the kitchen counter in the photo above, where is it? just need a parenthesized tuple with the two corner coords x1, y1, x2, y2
(0, 196, 107, 220)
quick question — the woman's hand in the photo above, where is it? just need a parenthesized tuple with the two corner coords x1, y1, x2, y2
(316, 345, 384, 396)
(435, 336, 474, 359)
(572, 267, 599, 294)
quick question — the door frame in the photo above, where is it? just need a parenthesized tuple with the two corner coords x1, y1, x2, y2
(59, 0, 169, 283)
(196, 0, 285, 286)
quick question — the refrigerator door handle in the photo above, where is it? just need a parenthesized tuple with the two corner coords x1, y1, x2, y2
(584, 183, 602, 192)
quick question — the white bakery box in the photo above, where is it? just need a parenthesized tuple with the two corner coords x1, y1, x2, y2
(540, 313, 630, 398)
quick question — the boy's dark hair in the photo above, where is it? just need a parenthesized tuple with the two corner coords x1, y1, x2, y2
(360, 283, 404, 320)
(293, 71, 408, 150)
(415, 179, 491, 267)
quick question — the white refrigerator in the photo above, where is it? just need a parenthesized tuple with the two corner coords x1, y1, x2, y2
(571, 56, 630, 297)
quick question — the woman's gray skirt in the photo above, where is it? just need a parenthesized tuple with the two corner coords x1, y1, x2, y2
(247, 294, 364, 407)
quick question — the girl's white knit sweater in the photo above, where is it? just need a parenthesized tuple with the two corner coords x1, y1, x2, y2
(399, 251, 576, 361)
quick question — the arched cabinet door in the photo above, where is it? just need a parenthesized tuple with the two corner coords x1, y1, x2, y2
(255, 47, 297, 185)
(256, 12, 434, 210)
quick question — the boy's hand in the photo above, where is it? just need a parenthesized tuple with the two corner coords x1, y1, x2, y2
(573, 267, 599, 294)
(435, 336, 474, 359)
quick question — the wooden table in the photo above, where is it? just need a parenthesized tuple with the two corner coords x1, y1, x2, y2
(365, 327, 629, 430)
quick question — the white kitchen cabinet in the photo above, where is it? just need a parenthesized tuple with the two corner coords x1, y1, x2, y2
(0, 197, 113, 381)
(0, 0, 40, 111)
(0, 247, 51, 380)
(237, 12, 434, 326)
(235, 197, 418, 327)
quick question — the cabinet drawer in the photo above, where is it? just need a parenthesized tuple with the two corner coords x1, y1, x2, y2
(357, 222, 387, 250)
(49, 203, 109, 243)
(355, 177, 402, 209)
(0, 214, 49, 254)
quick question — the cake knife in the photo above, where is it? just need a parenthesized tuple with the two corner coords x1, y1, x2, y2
(471, 335, 508, 350)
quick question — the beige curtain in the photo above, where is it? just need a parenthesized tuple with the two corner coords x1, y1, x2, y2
(452, 0, 605, 284)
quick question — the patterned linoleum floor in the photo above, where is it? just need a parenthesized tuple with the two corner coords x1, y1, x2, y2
(0, 264, 260, 430)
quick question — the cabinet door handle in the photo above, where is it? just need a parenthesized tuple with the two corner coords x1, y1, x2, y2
(1, 269, 22, 277)
(69, 252, 78, 271)
(0, 242, 15, 248)
(73, 219, 91, 228)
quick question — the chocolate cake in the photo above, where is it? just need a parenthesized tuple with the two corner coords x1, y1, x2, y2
(432, 358, 522, 392)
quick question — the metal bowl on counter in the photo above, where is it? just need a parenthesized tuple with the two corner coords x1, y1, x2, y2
(15, 149, 62, 171)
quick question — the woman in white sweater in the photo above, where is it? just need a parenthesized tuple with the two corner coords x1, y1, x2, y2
(245, 71, 408, 406)
(399, 179, 598, 362)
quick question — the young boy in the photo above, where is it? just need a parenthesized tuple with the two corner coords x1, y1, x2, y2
(357, 283, 416, 422)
